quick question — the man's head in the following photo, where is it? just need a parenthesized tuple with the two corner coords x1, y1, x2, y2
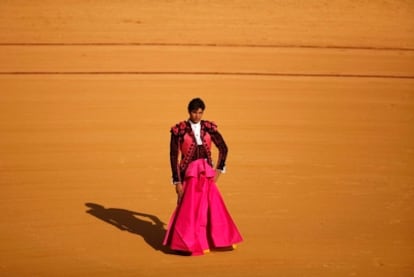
(187, 97, 205, 123)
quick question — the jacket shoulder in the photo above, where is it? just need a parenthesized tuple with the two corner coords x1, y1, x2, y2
(202, 120, 218, 133)
(170, 120, 188, 135)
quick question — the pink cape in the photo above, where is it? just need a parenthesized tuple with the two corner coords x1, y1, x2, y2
(163, 159, 243, 255)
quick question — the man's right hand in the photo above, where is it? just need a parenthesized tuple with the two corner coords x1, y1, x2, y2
(175, 183, 184, 204)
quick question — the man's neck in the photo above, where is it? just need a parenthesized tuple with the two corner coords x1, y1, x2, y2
(189, 120, 201, 125)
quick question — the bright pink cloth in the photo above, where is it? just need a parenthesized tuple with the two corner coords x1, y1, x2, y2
(163, 159, 243, 255)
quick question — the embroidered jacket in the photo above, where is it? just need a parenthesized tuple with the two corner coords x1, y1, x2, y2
(170, 120, 228, 184)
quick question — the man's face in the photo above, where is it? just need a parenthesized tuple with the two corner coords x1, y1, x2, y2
(189, 108, 204, 123)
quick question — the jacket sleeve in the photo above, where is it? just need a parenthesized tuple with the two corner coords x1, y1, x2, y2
(170, 130, 181, 184)
(209, 124, 228, 171)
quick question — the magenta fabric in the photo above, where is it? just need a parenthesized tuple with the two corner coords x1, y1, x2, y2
(163, 159, 243, 255)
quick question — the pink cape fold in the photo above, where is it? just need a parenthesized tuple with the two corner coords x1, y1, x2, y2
(163, 159, 243, 255)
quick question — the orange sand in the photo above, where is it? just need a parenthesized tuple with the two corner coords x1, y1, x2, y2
(1, 1, 413, 276)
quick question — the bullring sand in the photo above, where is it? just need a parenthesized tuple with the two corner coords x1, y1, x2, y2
(0, 1, 413, 276)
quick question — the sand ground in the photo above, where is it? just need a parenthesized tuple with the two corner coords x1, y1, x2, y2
(1, 1, 413, 276)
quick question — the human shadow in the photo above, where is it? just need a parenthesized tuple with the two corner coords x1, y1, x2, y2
(85, 202, 172, 254)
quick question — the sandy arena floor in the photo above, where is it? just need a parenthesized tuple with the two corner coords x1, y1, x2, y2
(1, 1, 413, 276)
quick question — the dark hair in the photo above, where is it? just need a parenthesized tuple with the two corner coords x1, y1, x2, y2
(187, 97, 205, 112)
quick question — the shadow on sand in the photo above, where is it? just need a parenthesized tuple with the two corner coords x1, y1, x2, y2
(85, 202, 174, 254)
